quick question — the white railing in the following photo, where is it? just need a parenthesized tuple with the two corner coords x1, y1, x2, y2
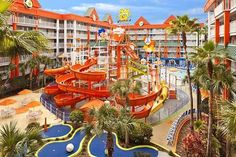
(231, 0, 236, 9)
(59, 33, 64, 38)
(76, 25, 87, 31)
(38, 22, 56, 28)
(220, 25, 224, 35)
(150, 29, 165, 34)
(214, 2, 224, 17)
(210, 28, 215, 37)
(40, 95, 70, 121)
(18, 17, 35, 25)
(209, 13, 215, 24)
(67, 24, 74, 29)
(230, 20, 236, 33)
(77, 34, 87, 39)
(58, 43, 64, 48)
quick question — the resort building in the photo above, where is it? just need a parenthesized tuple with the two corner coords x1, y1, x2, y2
(204, 0, 236, 100)
(0, 0, 203, 78)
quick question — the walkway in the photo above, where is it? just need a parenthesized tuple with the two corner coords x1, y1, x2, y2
(150, 85, 197, 151)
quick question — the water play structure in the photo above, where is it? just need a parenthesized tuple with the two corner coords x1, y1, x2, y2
(42, 27, 169, 121)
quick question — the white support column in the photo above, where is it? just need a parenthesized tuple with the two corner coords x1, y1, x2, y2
(64, 20, 67, 56)
(208, 11, 211, 39)
(56, 19, 59, 56)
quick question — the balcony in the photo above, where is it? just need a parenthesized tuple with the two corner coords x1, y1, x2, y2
(17, 17, 35, 26)
(67, 24, 74, 29)
(38, 22, 56, 28)
(210, 28, 215, 37)
(43, 33, 56, 39)
(209, 13, 215, 24)
(214, 2, 224, 17)
(220, 25, 224, 36)
(230, 20, 236, 34)
(58, 43, 64, 48)
(231, 0, 236, 10)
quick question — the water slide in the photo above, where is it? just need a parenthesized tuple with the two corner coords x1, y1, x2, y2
(44, 65, 70, 76)
(115, 89, 161, 119)
(128, 60, 148, 79)
(51, 58, 109, 108)
(124, 45, 139, 60)
(150, 83, 169, 114)
(43, 84, 62, 95)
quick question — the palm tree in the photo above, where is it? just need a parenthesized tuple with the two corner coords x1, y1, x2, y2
(110, 79, 142, 108)
(89, 103, 118, 157)
(167, 15, 200, 131)
(0, 122, 24, 157)
(26, 58, 38, 89)
(0, 2, 49, 79)
(0, 0, 12, 14)
(190, 41, 234, 157)
(16, 127, 43, 156)
(116, 108, 136, 147)
(0, 122, 43, 157)
(219, 100, 236, 157)
(39, 55, 52, 86)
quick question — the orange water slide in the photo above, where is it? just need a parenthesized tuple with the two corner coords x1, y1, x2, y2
(44, 65, 70, 76)
(43, 84, 62, 95)
(54, 93, 87, 108)
(125, 47, 139, 60)
(56, 73, 110, 97)
(124, 44, 139, 60)
(70, 58, 106, 82)
(115, 89, 162, 119)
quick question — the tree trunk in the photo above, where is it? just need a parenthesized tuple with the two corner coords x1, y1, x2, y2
(207, 59, 213, 157)
(196, 84, 201, 120)
(43, 65, 47, 86)
(182, 31, 194, 132)
(29, 70, 33, 89)
(225, 135, 231, 157)
(125, 129, 129, 148)
(106, 131, 114, 157)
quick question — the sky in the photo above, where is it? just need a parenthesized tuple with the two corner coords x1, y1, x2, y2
(38, 0, 207, 24)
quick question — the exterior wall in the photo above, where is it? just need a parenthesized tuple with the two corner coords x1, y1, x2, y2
(205, 0, 236, 100)
(0, 1, 203, 76)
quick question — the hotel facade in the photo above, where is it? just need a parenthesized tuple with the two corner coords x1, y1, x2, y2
(0, 0, 203, 78)
(204, 0, 236, 99)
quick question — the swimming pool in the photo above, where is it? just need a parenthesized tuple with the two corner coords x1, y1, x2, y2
(88, 133, 159, 157)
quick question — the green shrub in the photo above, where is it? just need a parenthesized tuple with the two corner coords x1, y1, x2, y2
(117, 121, 153, 145)
(26, 122, 41, 131)
(69, 110, 84, 128)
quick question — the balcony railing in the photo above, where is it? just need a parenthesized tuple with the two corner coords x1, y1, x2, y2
(231, 0, 236, 9)
(220, 25, 224, 36)
(230, 20, 236, 34)
(209, 13, 215, 24)
(215, 2, 224, 17)
(38, 22, 56, 28)
(17, 17, 35, 25)
(210, 28, 215, 37)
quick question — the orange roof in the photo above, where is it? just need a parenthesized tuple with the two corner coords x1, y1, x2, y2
(134, 16, 150, 26)
(204, 0, 215, 12)
(80, 99, 104, 111)
(13, 0, 41, 8)
(164, 15, 176, 24)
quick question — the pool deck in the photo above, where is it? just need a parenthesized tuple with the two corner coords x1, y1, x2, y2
(0, 91, 62, 129)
